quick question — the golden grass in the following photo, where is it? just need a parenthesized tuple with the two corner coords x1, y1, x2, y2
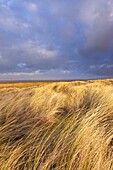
(0, 81, 51, 88)
(0, 80, 113, 169)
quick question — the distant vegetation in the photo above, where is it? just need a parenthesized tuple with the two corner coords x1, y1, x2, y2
(0, 79, 113, 169)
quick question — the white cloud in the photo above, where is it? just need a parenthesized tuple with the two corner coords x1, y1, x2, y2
(89, 65, 96, 69)
(0, 70, 43, 76)
(0, 69, 72, 81)
(25, 2, 37, 12)
(17, 63, 27, 68)
(11, 40, 58, 60)
(89, 64, 113, 69)
(0, 17, 30, 32)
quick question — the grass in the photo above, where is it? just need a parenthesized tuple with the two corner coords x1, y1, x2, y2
(0, 79, 113, 169)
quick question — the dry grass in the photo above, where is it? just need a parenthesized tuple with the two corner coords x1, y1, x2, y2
(0, 80, 113, 170)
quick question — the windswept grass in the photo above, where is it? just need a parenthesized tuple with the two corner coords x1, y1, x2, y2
(0, 80, 113, 169)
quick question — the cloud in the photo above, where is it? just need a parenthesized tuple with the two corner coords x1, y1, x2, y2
(89, 64, 113, 77)
(0, 0, 113, 79)
(17, 63, 27, 68)
(0, 69, 77, 81)
(79, 0, 113, 52)
(0, 39, 60, 73)
(25, 2, 37, 12)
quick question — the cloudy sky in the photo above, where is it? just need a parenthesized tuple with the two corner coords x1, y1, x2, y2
(0, 0, 113, 80)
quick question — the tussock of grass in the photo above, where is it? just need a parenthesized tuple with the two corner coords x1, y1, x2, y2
(0, 80, 113, 169)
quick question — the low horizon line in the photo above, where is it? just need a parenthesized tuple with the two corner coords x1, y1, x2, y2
(0, 78, 113, 83)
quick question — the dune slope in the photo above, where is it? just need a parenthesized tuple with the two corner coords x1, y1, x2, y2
(0, 81, 113, 170)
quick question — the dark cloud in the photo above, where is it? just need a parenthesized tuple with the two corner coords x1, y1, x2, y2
(89, 64, 113, 77)
(0, 0, 113, 80)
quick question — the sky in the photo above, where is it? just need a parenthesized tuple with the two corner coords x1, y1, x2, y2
(0, 0, 113, 80)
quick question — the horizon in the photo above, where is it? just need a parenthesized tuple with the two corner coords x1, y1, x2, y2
(0, 77, 113, 83)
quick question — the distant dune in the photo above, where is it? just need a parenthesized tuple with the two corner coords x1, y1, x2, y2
(0, 79, 113, 170)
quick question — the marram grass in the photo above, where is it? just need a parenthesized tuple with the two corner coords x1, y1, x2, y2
(0, 80, 113, 170)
